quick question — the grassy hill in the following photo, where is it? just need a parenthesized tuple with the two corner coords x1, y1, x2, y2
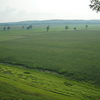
(0, 64, 100, 100)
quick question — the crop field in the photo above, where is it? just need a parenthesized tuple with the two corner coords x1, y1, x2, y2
(0, 24, 100, 100)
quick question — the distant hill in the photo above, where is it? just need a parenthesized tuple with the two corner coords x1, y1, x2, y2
(0, 20, 100, 26)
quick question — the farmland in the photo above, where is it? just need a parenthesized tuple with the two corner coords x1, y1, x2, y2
(0, 21, 100, 100)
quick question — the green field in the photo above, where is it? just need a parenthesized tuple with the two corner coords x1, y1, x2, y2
(0, 64, 100, 100)
(0, 24, 100, 100)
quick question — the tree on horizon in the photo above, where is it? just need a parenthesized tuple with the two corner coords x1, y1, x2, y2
(73, 27, 77, 30)
(65, 26, 69, 30)
(46, 25, 50, 32)
(85, 25, 88, 29)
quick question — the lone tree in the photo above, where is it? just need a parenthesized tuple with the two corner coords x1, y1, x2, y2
(27, 25, 32, 30)
(7, 26, 10, 30)
(3, 26, 6, 31)
(65, 26, 69, 30)
(90, 0, 100, 12)
(85, 25, 88, 29)
(46, 25, 50, 32)
(73, 27, 77, 30)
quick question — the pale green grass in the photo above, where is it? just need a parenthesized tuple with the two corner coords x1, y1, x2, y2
(0, 64, 100, 100)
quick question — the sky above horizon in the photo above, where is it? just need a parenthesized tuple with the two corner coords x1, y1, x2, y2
(0, 0, 100, 23)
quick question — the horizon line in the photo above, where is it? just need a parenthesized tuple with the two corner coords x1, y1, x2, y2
(0, 19, 100, 24)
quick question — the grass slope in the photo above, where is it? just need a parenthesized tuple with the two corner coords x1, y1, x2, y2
(0, 64, 100, 100)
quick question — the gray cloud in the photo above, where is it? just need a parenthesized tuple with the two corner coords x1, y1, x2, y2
(0, 0, 100, 22)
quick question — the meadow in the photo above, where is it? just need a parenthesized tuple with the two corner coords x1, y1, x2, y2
(0, 23, 100, 100)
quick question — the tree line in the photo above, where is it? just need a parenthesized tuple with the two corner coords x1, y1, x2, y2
(1, 24, 89, 32)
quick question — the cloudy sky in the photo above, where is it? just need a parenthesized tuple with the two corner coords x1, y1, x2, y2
(0, 0, 100, 23)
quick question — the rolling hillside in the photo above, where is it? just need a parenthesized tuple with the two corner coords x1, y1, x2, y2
(0, 64, 100, 100)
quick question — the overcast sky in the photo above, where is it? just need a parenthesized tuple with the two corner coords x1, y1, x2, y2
(0, 0, 100, 23)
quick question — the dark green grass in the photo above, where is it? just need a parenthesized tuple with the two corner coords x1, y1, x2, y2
(0, 64, 100, 100)
(0, 25, 100, 85)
